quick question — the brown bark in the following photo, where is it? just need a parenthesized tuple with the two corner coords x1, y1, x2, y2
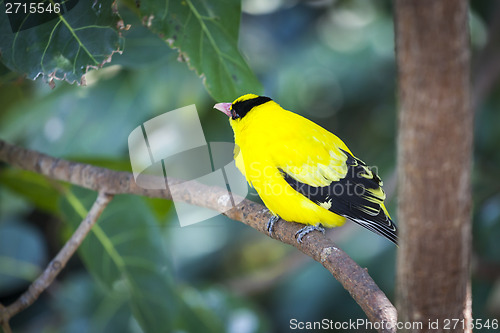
(395, 1, 473, 332)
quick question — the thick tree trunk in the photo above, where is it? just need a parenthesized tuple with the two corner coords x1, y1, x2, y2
(395, 1, 473, 332)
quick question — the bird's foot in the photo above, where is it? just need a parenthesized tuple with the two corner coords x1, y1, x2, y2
(266, 215, 280, 237)
(295, 225, 325, 243)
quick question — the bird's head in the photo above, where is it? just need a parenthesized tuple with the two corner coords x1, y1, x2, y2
(214, 94, 272, 121)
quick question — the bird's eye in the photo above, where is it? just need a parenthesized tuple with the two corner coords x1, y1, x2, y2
(231, 108, 240, 119)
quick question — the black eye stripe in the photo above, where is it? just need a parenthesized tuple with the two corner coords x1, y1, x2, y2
(231, 96, 272, 119)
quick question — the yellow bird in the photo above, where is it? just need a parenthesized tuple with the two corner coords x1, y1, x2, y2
(214, 94, 397, 245)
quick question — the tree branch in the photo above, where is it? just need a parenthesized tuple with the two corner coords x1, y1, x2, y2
(0, 190, 112, 329)
(0, 139, 397, 332)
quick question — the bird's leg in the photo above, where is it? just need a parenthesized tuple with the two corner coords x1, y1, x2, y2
(266, 215, 280, 236)
(295, 225, 325, 243)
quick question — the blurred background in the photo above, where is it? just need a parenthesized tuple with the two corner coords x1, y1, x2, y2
(1, 0, 499, 332)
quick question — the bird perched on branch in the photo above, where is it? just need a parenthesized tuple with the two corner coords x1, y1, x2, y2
(214, 94, 397, 245)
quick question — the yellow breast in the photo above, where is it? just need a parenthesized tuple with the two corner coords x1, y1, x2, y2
(230, 102, 348, 227)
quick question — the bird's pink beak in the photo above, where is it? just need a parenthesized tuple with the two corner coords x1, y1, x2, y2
(214, 102, 232, 117)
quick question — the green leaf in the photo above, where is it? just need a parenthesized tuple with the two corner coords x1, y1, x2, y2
(0, 0, 124, 85)
(51, 273, 133, 333)
(136, 0, 263, 101)
(61, 188, 222, 333)
(0, 169, 65, 214)
(0, 222, 47, 293)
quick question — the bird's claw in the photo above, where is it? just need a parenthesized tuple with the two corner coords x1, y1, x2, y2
(295, 225, 325, 243)
(266, 215, 280, 237)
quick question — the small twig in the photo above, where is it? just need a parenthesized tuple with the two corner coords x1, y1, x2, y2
(0, 191, 112, 327)
(0, 139, 397, 332)
(0, 303, 12, 333)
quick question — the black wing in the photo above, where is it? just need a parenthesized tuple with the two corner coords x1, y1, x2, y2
(281, 149, 398, 245)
